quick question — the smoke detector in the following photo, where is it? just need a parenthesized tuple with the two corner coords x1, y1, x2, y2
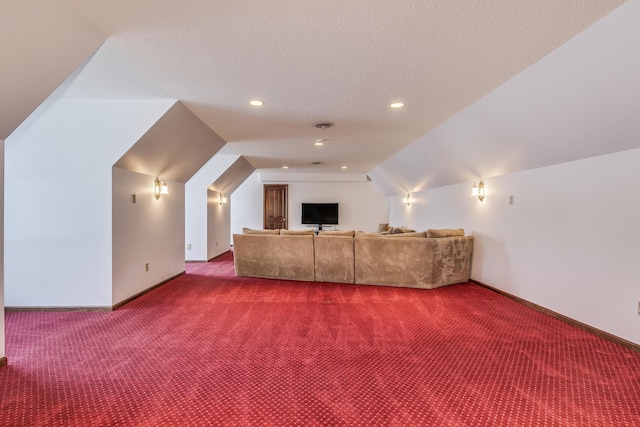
(313, 121, 334, 129)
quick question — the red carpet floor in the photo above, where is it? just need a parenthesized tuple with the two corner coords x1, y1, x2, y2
(1, 252, 639, 426)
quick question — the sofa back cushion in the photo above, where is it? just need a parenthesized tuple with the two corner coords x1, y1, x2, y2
(384, 231, 426, 238)
(318, 230, 356, 237)
(426, 228, 465, 238)
(280, 229, 315, 235)
(243, 228, 280, 235)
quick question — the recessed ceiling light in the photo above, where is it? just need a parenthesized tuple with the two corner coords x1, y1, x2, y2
(315, 139, 325, 146)
(282, 166, 288, 169)
(390, 102, 405, 109)
(341, 166, 348, 169)
(249, 100, 264, 106)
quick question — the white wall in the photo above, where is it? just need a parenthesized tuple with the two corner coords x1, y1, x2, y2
(1, 140, 5, 360)
(231, 172, 388, 236)
(185, 154, 238, 261)
(112, 168, 185, 305)
(231, 172, 264, 235)
(389, 148, 640, 345)
(5, 98, 173, 307)
(207, 190, 231, 260)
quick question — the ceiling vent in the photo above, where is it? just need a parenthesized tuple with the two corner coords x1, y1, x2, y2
(313, 121, 334, 129)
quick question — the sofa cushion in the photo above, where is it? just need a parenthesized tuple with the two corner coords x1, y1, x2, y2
(243, 228, 280, 235)
(318, 230, 356, 237)
(280, 229, 315, 235)
(355, 231, 379, 238)
(384, 231, 426, 238)
(427, 228, 465, 238)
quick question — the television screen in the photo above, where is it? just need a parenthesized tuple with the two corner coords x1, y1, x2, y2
(301, 203, 339, 225)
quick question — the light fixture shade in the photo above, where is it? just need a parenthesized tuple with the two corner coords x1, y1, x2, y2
(160, 181, 169, 195)
(471, 181, 485, 202)
(154, 178, 169, 200)
(402, 194, 411, 206)
(219, 194, 228, 205)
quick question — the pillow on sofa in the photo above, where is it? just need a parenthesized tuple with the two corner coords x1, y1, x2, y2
(426, 228, 465, 238)
(280, 229, 315, 235)
(318, 230, 356, 237)
(384, 231, 426, 238)
(375, 223, 390, 233)
(242, 228, 280, 235)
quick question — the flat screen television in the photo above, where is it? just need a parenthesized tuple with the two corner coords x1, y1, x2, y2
(301, 203, 338, 228)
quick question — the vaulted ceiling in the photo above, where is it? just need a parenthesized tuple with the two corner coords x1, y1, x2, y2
(2, 0, 634, 188)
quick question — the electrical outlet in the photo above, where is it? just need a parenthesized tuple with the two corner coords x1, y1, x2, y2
(216, 241, 219, 246)
(145, 262, 149, 272)
(187, 244, 191, 250)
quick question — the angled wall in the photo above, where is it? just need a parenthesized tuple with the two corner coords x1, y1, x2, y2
(0, 1, 104, 139)
(112, 168, 185, 304)
(112, 101, 226, 300)
(207, 156, 254, 258)
(185, 155, 239, 261)
(206, 189, 231, 260)
(5, 99, 174, 307)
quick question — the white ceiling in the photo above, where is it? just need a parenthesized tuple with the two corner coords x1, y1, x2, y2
(55, 0, 628, 176)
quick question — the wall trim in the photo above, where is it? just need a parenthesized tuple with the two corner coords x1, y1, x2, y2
(0, 357, 7, 368)
(471, 279, 640, 354)
(5, 306, 111, 312)
(112, 271, 186, 310)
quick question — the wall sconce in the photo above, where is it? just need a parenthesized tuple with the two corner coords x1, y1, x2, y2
(219, 194, 227, 206)
(154, 178, 169, 200)
(402, 193, 411, 206)
(471, 181, 485, 202)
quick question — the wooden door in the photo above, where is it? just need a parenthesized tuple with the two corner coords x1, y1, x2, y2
(264, 184, 288, 230)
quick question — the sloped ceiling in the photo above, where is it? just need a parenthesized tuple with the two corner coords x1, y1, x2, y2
(369, 0, 640, 196)
(59, 0, 627, 176)
(209, 157, 256, 195)
(114, 101, 226, 183)
(0, 0, 104, 139)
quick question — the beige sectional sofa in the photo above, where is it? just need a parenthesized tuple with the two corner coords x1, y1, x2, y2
(232, 228, 473, 289)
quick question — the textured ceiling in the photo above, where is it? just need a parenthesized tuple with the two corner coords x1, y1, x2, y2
(60, 0, 627, 174)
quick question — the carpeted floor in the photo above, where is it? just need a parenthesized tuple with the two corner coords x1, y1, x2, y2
(1, 251, 639, 426)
